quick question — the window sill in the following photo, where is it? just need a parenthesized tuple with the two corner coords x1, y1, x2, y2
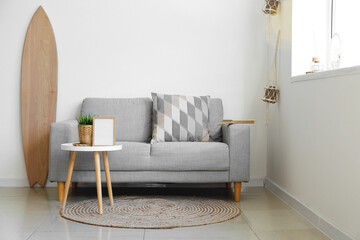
(291, 66, 360, 83)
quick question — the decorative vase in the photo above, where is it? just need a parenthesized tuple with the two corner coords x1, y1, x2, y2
(78, 124, 93, 145)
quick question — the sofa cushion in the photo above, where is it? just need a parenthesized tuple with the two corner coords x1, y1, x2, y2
(74, 142, 151, 171)
(151, 93, 210, 142)
(208, 98, 223, 142)
(81, 98, 152, 142)
(73, 142, 229, 171)
(150, 142, 229, 171)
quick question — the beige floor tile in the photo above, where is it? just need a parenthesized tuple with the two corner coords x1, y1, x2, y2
(143, 214, 256, 240)
(28, 230, 144, 240)
(0, 197, 51, 233)
(256, 229, 330, 240)
(239, 194, 291, 212)
(144, 225, 259, 240)
(0, 231, 33, 240)
(178, 215, 252, 232)
(0, 187, 31, 197)
(243, 209, 314, 231)
(37, 212, 143, 234)
(240, 187, 269, 196)
(0, 187, 330, 240)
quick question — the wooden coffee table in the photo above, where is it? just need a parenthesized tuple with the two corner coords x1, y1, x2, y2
(60, 143, 122, 214)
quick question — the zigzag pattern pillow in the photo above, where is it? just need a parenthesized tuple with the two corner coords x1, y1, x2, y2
(151, 93, 210, 142)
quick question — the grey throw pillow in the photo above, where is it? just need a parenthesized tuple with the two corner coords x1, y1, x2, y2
(151, 93, 210, 142)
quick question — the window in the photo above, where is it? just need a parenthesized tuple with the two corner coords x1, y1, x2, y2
(332, 0, 360, 69)
(292, 0, 360, 77)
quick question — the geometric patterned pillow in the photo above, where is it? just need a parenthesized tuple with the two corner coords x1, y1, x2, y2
(151, 92, 210, 143)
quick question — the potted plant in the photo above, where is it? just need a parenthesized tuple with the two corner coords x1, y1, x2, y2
(77, 113, 96, 145)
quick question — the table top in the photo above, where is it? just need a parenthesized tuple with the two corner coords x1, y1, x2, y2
(61, 143, 122, 152)
(220, 119, 255, 124)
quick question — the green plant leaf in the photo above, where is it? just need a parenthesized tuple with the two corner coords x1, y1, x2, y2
(77, 113, 97, 125)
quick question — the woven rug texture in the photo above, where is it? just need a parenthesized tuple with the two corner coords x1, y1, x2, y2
(60, 196, 241, 229)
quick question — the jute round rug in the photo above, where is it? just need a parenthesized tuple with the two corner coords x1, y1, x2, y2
(60, 196, 241, 229)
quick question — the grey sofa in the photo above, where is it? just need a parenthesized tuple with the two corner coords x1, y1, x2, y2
(49, 98, 250, 202)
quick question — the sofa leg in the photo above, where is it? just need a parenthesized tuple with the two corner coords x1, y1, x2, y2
(72, 182, 77, 188)
(57, 182, 65, 202)
(234, 182, 242, 202)
(226, 183, 232, 189)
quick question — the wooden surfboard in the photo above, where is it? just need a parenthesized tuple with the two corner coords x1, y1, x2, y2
(21, 6, 57, 187)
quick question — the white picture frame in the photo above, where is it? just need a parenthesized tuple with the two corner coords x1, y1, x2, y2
(92, 117, 116, 146)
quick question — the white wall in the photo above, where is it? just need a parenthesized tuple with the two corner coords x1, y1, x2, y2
(0, 0, 268, 186)
(267, 0, 360, 239)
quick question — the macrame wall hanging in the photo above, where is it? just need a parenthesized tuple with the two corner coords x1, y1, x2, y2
(263, 0, 280, 15)
(262, 0, 281, 124)
(263, 30, 280, 124)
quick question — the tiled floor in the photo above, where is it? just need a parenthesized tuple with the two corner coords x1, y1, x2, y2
(0, 186, 330, 240)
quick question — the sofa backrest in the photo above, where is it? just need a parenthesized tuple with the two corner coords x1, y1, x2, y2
(81, 97, 223, 143)
(81, 98, 153, 142)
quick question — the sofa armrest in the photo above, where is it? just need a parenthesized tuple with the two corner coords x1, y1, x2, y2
(222, 124, 250, 182)
(48, 120, 79, 182)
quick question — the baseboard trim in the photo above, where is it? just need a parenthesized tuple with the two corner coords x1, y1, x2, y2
(264, 178, 355, 240)
(0, 178, 57, 187)
(0, 178, 29, 187)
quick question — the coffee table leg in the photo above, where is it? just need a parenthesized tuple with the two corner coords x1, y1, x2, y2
(61, 151, 77, 210)
(102, 151, 114, 206)
(94, 151, 103, 214)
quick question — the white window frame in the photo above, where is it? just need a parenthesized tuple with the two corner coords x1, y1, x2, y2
(291, 0, 360, 83)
